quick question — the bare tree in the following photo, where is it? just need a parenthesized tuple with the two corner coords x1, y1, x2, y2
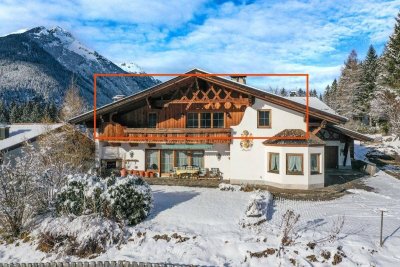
(0, 147, 40, 237)
(280, 209, 300, 246)
(33, 124, 95, 209)
(60, 78, 87, 121)
(314, 216, 345, 244)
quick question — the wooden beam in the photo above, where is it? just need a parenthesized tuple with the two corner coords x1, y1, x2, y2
(312, 120, 327, 135)
(146, 97, 152, 109)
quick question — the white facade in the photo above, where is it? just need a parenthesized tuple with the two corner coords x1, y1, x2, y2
(95, 98, 351, 189)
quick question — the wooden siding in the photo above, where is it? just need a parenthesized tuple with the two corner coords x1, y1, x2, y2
(117, 104, 246, 128)
(99, 79, 249, 144)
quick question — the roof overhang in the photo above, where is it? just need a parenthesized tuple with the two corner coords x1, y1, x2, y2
(69, 69, 348, 125)
(330, 125, 374, 142)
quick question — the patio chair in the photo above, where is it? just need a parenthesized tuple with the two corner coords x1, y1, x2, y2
(171, 167, 178, 178)
(198, 168, 209, 178)
(210, 168, 221, 179)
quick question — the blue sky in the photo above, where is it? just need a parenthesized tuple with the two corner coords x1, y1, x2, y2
(0, 0, 399, 92)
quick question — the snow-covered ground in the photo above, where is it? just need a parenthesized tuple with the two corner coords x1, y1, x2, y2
(1, 171, 400, 266)
(355, 134, 400, 174)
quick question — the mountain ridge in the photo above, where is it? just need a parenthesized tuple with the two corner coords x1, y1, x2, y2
(0, 26, 159, 107)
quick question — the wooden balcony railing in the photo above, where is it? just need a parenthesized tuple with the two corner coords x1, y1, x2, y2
(124, 128, 232, 144)
(100, 123, 232, 144)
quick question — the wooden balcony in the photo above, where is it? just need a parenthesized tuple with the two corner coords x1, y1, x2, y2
(124, 128, 232, 144)
(99, 123, 232, 144)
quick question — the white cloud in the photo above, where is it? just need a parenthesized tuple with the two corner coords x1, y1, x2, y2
(0, 0, 399, 92)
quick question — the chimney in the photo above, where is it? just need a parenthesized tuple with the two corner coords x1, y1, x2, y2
(0, 124, 10, 140)
(112, 95, 125, 102)
(230, 75, 247, 84)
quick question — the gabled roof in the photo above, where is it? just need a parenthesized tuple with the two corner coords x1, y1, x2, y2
(69, 68, 348, 124)
(263, 129, 325, 146)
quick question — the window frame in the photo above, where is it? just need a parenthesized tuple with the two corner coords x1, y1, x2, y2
(186, 112, 225, 128)
(286, 153, 304, 175)
(148, 112, 157, 128)
(310, 153, 321, 175)
(200, 112, 212, 128)
(257, 109, 272, 128)
(268, 152, 280, 174)
(186, 112, 199, 128)
(212, 112, 225, 128)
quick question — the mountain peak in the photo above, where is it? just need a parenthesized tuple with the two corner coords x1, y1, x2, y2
(0, 25, 157, 107)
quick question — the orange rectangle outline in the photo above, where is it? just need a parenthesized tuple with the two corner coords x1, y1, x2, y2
(93, 73, 310, 141)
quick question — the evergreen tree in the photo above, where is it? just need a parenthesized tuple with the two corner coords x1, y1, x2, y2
(297, 88, 305, 96)
(21, 102, 33, 123)
(354, 45, 379, 124)
(319, 93, 323, 101)
(371, 12, 400, 135)
(49, 102, 58, 122)
(311, 89, 318, 97)
(380, 12, 400, 90)
(31, 102, 42, 122)
(9, 102, 22, 123)
(0, 101, 8, 123)
(336, 50, 361, 118)
(279, 87, 288, 96)
(323, 85, 331, 104)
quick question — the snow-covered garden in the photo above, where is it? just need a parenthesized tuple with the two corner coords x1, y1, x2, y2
(1, 136, 400, 266)
(0, 170, 399, 266)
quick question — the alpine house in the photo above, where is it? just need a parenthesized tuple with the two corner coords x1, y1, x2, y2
(70, 69, 372, 189)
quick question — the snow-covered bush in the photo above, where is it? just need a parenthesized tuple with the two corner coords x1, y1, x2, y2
(218, 183, 242, 191)
(37, 215, 123, 258)
(54, 174, 153, 225)
(240, 191, 273, 227)
(55, 181, 86, 216)
(107, 177, 153, 226)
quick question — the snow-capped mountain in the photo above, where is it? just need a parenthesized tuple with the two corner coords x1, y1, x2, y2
(0, 26, 159, 107)
(118, 62, 144, 73)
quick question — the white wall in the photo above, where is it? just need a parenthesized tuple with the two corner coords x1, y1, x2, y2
(204, 143, 231, 179)
(260, 146, 324, 189)
(230, 98, 306, 182)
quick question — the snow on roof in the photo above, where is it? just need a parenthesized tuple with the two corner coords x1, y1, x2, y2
(0, 123, 64, 151)
(285, 96, 339, 116)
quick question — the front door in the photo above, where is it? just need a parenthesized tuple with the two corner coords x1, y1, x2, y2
(325, 146, 339, 169)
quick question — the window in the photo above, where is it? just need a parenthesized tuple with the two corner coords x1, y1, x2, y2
(258, 110, 271, 128)
(187, 113, 198, 128)
(145, 150, 159, 170)
(310, 154, 321, 174)
(213, 112, 224, 128)
(268, 153, 280, 173)
(187, 112, 225, 128)
(148, 113, 157, 128)
(191, 151, 204, 168)
(200, 113, 211, 128)
(286, 154, 303, 175)
(105, 161, 116, 169)
(176, 151, 189, 167)
(161, 150, 174, 173)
